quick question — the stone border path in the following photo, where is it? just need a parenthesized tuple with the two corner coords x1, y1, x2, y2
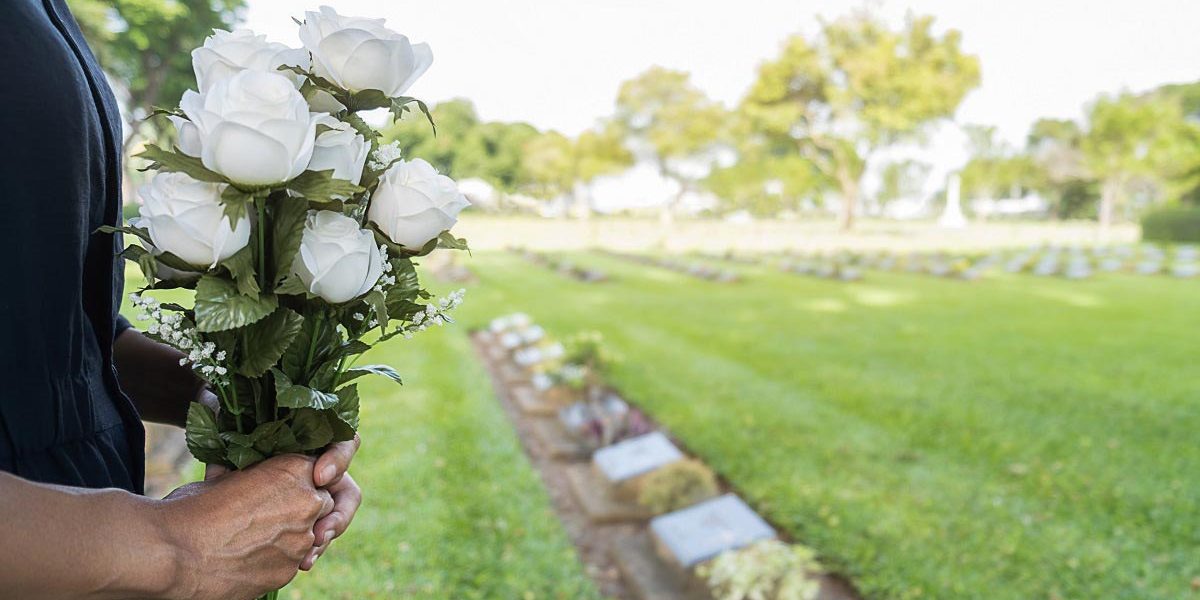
(472, 331, 861, 600)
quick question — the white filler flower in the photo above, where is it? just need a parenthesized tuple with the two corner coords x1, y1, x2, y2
(180, 70, 320, 186)
(192, 29, 309, 94)
(309, 114, 370, 186)
(299, 5, 433, 97)
(368, 158, 470, 249)
(135, 172, 250, 268)
(292, 210, 384, 303)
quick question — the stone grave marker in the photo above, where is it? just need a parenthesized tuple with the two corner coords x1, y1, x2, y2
(593, 432, 684, 495)
(1172, 262, 1198, 278)
(650, 494, 777, 570)
(1135, 260, 1162, 275)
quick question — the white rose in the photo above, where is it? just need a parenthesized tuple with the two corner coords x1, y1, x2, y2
(298, 5, 433, 97)
(124, 227, 202, 283)
(292, 210, 384, 303)
(169, 115, 203, 157)
(192, 29, 310, 94)
(309, 114, 370, 186)
(180, 70, 320, 186)
(135, 172, 250, 268)
(368, 158, 470, 249)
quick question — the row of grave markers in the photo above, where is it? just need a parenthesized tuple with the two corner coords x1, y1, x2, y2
(509, 247, 611, 283)
(478, 313, 833, 599)
(600, 250, 742, 283)
(724, 243, 1199, 283)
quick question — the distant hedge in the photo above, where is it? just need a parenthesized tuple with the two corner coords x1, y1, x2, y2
(1141, 206, 1200, 243)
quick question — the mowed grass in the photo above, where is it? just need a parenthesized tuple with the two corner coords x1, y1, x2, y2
(119, 275, 599, 600)
(455, 251, 1200, 600)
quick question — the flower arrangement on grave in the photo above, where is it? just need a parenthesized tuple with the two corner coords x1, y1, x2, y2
(634, 458, 719, 514)
(111, 8, 471, 597)
(697, 540, 824, 600)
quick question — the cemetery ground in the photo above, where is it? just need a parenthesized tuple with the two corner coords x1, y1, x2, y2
(124, 223, 1197, 599)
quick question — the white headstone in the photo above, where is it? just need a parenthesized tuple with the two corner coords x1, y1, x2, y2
(1171, 262, 1199, 278)
(650, 494, 777, 567)
(593, 432, 683, 483)
(938, 173, 968, 229)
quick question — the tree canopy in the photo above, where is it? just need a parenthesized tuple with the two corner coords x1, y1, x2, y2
(742, 12, 980, 229)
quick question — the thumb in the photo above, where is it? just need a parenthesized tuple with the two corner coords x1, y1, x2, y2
(204, 463, 230, 481)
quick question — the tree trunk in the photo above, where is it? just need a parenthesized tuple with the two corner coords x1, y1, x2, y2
(1098, 178, 1118, 235)
(838, 175, 859, 231)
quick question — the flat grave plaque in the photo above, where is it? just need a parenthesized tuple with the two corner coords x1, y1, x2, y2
(593, 432, 683, 483)
(650, 494, 776, 569)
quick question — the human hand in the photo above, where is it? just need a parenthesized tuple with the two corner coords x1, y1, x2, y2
(302, 434, 363, 570)
(161, 454, 334, 600)
(201, 434, 364, 572)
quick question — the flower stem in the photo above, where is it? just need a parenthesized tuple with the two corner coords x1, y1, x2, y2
(256, 198, 267, 288)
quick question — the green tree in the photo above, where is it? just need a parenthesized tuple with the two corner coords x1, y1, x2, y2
(520, 131, 575, 203)
(67, 0, 245, 157)
(1081, 93, 1195, 230)
(1025, 118, 1095, 218)
(959, 125, 1039, 202)
(520, 123, 633, 216)
(615, 67, 726, 224)
(382, 99, 539, 192)
(877, 159, 932, 206)
(742, 12, 980, 230)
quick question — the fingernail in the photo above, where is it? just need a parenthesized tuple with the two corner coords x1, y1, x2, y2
(320, 465, 336, 485)
(322, 530, 334, 546)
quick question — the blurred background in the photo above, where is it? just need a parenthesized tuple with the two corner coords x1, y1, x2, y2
(73, 0, 1198, 598)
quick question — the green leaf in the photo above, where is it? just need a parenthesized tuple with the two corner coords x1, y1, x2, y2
(194, 275, 278, 332)
(97, 224, 152, 245)
(340, 364, 402, 387)
(389, 97, 437, 135)
(274, 274, 312, 297)
(290, 408, 335, 450)
(271, 197, 310, 284)
(272, 368, 339, 410)
(220, 186, 252, 227)
(287, 169, 364, 203)
(333, 384, 361, 430)
(437, 231, 470, 252)
(221, 245, 260, 297)
(121, 244, 158, 284)
(154, 250, 205, 273)
(241, 420, 302, 456)
(365, 289, 388, 329)
(347, 89, 391, 112)
(227, 445, 266, 469)
(148, 106, 186, 119)
(185, 402, 228, 466)
(329, 340, 371, 362)
(280, 312, 332, 381)
(238, 308, 304, 377)
(136, 144, 226, 184)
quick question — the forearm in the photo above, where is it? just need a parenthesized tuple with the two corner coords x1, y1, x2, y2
(0, 471, 181, 599)
(113, 329, 206, 427)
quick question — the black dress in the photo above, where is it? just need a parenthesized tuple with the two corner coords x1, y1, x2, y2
(0, 0, 145, 494)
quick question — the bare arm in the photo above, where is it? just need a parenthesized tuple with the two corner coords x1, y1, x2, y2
(0, 456, 332, 600)
(113, 329, 207, 427)
(0, 470, 180, 599)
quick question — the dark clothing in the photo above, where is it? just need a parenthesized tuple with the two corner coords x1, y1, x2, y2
(0, 0, 144, 493)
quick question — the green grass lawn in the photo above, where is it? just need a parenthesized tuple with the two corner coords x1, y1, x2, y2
(121, 275, 599, 600)
(454, 251, 1200, 600)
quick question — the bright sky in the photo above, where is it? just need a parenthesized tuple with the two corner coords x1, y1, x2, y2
(244, 0, 1200, 180)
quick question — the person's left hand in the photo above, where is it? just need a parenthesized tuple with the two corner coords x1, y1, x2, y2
(201, 433, 362, 572)
(301, 434, 362, 571)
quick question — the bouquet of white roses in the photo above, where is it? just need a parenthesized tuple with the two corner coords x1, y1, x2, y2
(111, 6, 469, 486)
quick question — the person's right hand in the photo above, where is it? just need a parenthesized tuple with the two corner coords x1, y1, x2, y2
(159, 454, 334, 600)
